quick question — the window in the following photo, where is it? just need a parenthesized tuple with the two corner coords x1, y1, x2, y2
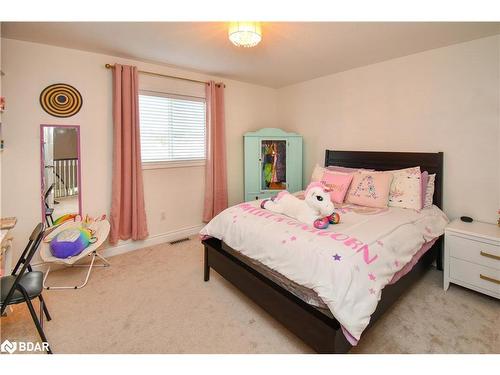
(139, 91, 206, 167)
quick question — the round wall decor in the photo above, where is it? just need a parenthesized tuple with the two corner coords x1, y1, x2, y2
(40, 83, 83, 118)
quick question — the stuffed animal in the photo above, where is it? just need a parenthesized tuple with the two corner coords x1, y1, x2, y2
(261, 182, 340, 229)
(50, 227, 94, 259)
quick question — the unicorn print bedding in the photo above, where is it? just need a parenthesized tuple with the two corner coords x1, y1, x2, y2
(200, 197, 449, 343)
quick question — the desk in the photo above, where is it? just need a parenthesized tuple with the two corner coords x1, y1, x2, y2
(0, 228, 14, 277)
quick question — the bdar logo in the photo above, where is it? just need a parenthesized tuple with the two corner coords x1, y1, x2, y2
(1, 339, 17, 354)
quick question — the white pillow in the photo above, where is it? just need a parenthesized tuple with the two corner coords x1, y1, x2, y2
(311, 164, 326, 182)
(388, 167, 422, 210)
(424, 174, 435, 208)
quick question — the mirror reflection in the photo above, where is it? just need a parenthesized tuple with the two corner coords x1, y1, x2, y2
(41, 125, 81, 226)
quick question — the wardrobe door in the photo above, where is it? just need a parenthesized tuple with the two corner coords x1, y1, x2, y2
(259, 138, 288, 192)
(286, 137, 303, 193)
(244, 136, 260, 201)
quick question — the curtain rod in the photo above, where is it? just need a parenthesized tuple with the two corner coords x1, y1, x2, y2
(105, 63, 225, 87)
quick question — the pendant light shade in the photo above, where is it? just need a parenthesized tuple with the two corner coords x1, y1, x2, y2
(228, 22, 262, 48)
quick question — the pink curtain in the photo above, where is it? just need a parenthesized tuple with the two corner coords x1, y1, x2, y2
(109, 64, 149, 244)
(203, 81, 228, 222)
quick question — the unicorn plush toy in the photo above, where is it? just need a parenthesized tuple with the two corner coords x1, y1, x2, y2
(261, 182, 340, 229)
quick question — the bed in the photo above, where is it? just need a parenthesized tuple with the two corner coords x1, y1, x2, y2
(201, 150, 445, 353)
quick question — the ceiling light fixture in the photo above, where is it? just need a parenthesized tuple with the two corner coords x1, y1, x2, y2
(228, 22, 262, 48)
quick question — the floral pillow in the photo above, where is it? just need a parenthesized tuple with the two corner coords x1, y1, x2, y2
(388, 167, 422, 210)
(313, 164, 374, 182)
(327, 165, 375, 173)
(424, 174, 436, 208)
(311, 164, 326, 182)
(420, 171, 429, 208)
(320, 170, 354, 203)
(346, 171, 393, 208)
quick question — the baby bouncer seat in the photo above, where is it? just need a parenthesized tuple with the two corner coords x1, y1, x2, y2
(40, 218, 110, 290)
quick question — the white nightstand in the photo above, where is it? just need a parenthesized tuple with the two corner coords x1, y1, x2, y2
(444, 219, 500, 299)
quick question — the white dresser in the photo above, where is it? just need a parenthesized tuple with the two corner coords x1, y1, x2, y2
(444, 219, 500, 299)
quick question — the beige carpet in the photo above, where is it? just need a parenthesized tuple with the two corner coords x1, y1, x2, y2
(1, 238, 498, 354)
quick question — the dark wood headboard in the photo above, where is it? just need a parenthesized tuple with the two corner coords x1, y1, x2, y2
(324, 150, 443, 209)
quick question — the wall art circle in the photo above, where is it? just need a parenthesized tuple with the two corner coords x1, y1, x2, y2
(40, 83, 83, 118)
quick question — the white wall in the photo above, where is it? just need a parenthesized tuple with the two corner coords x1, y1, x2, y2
(278, 36, 500, 224)
(2, 34, 499, 267)
(0, 25, 3, 238)
(1, 38, 277, 263)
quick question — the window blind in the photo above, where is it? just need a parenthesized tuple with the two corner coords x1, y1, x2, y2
(139, 92, 206, 163)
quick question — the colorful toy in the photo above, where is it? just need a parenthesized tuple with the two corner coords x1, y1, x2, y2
(261, 182, 339, 228)
(50, 227, 95, 259)
(53, 213, 78, 226)
(51, 213, 106, 229)
(313, 212, 341, 229)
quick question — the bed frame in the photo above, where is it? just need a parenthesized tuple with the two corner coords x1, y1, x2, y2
(202, 150, 444, 353)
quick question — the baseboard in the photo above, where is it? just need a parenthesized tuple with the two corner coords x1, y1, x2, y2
(31, 223, 204, 271)
(101, 223, 205, 258)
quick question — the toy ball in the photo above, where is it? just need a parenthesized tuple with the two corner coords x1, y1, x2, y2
(50, 227, 93, 259)
(313, 217, 330, 229)
(329, 212, 341, 224)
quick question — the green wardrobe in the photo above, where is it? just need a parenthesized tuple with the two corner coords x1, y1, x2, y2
(244, 128, 303, 202)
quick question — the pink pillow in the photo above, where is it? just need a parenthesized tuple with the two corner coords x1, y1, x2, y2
(327, 165, 375, 173)
(320, 171, 354, 204)
(346, 172, 393, 208)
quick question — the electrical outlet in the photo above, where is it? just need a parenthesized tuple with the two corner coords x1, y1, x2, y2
(160, 211, 166, 221)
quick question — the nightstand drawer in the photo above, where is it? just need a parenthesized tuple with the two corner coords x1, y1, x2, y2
(450, 257, 500, 296)
(447, 234, 500, 270)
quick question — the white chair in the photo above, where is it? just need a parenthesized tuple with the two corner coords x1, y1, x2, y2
(40, 219, 110, 290)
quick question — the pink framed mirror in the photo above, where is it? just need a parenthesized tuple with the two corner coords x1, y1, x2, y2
(40, 124, 82, 226)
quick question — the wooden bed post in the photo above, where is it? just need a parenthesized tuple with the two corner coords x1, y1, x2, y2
(204, 245, 210, 282)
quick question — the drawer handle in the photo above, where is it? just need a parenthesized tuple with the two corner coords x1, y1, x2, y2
(480, 251, 500, 261)
(479, 274, 500, 285)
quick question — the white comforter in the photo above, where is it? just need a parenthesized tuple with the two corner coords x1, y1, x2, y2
(200, 199, 448, 341)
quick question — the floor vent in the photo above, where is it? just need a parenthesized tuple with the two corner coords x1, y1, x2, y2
(169, 237, 190, 245)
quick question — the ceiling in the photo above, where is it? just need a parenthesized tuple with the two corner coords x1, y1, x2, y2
(2, 22, 500, 88)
